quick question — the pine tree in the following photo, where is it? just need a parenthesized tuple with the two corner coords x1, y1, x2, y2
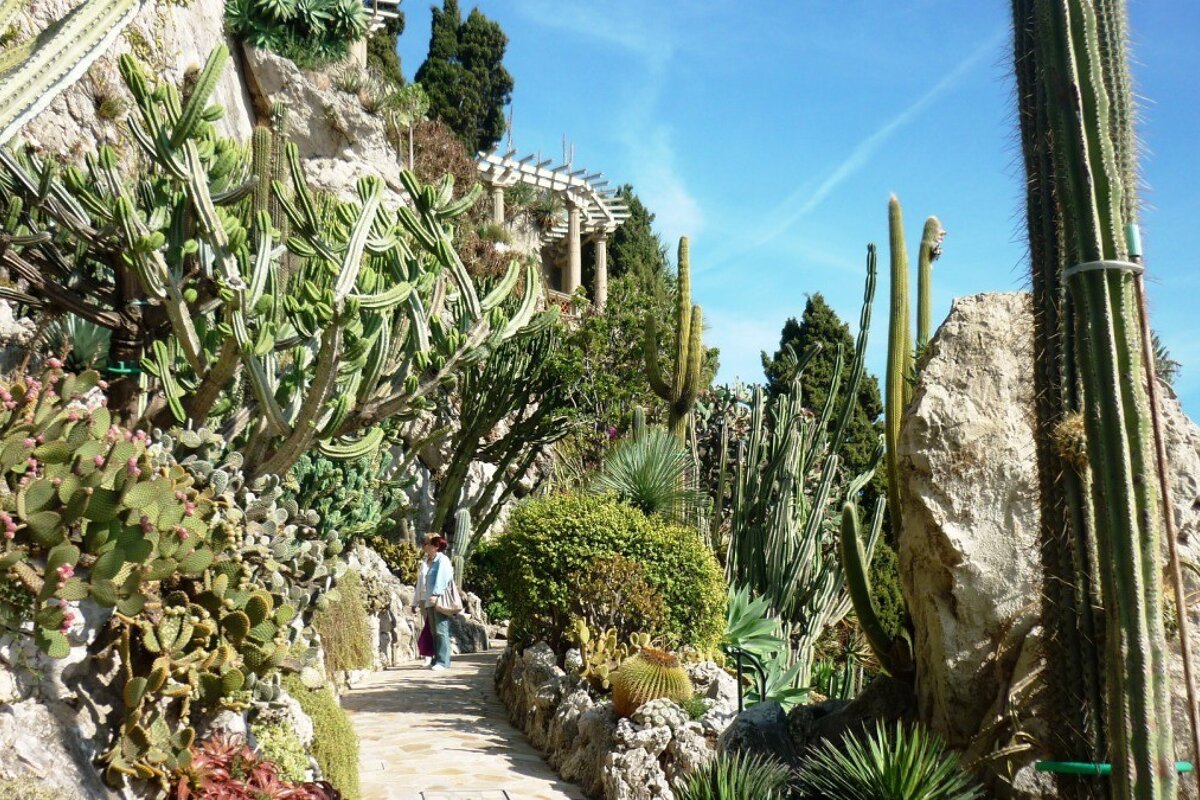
(414, 1, 513, 154)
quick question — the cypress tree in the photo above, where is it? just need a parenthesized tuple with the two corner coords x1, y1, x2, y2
(366, 12, 406, 87)
(415, 1, 513, 154)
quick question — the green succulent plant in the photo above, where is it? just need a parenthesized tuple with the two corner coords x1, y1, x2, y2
(796, 722, 983, 800)
(610, 646, 693, 718)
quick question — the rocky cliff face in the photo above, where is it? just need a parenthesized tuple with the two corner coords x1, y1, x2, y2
(15, 0, 404, 204)
(899, 291, 1200, 799)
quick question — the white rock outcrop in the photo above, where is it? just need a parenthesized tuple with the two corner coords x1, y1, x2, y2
(899, 291, 1200, 798)
(16, 0, 254, 161)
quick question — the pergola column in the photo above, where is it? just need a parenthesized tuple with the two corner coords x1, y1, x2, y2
(566, 199, 582, 294)
(593, 233, 608, 310)
(490, 184, 505, 226)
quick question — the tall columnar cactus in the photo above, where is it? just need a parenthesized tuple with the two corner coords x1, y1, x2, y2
(1013, 1, 1176, 797)
(838, 500, 907, 677)
(915, 216, 944, 351)
(0, 46, 546, 478)
(885, 199, 943, 537)
(645, 236, 705, 442)
(884, 197, 912, 534)
(727, 247, 882, 689)
(0, 0, 142, 145)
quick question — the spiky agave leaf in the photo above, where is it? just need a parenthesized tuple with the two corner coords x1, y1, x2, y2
(677, 751, 793, 800)
(796, 721, 984, 800)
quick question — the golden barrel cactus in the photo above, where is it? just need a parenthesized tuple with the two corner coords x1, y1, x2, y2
(610, 647, 693, 718)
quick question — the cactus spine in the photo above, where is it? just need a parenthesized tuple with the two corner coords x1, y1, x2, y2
(1014, 1, 1176, 797)
(645, 237, 704, 442)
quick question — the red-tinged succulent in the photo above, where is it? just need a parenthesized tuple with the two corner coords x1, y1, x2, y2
(173, 734, 340, 800)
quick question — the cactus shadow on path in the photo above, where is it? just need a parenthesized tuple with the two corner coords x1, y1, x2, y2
(343, 652, 586, 800)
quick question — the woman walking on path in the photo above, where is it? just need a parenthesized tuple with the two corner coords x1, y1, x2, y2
(423, 533, 454, 671)
(411, 545, 436, 666)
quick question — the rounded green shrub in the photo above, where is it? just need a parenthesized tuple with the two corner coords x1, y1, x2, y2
(282, 674, 360, 800)
(495, 493, 725, 652)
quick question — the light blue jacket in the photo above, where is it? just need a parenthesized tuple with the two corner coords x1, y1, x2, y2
(425, 552, 453, 603)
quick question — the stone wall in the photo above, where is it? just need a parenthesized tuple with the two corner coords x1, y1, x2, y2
(495, 643, 736, 799)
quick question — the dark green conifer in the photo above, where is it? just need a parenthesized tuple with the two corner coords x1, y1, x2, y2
(415, 1, 513, 154)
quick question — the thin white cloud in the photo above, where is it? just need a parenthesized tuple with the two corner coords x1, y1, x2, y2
(741, 29, 1007, 254)
(511, 0, 703, 241)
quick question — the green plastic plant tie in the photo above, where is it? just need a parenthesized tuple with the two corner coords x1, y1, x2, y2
(1062, 259, 1144, 281)
(1126, 223, 1143, 260)
(105, 361, 141, 376)
(1035, 761, 1193, 776)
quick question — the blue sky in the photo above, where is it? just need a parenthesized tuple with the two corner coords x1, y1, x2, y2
(398, 1, 1200, 417)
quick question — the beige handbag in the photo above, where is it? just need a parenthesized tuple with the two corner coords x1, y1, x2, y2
(435, 579, 464, 616)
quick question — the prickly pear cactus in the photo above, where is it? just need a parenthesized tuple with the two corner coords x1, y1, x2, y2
(572, 620, 650, 693)
(0, 368, 333, 790)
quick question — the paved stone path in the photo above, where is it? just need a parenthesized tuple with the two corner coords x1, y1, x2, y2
(344, 651, 587, 800)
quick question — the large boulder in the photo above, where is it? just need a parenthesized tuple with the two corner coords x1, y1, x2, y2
(717, 701, 796, 767)
(898, 292, 1041, 750)
(898, 291, 1200, 798)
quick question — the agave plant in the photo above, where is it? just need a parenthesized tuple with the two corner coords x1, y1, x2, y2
(225, 0, 367, 68)
(677, 751, 793, 800)
(42, 313, 112, 371)
(796, 722, 984, 800)
(723, 586, 807, 710)
(589, 425, 705, 521)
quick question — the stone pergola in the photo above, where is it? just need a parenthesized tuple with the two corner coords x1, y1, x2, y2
(476, 149, 629, 310)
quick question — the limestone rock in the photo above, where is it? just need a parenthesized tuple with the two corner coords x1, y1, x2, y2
(16, 0, 254, 164)
(898, 292, 1041, 750)
(345, 542, 420, 668)
(898, 291, 1200, 798)
(242, 47, 404, 205)
(497, 646, 720, 798)
(0, 700, 115, 799)
(717, 701, 796, 767)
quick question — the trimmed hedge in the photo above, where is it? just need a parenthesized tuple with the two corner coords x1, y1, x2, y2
(495, 493, 725, 652)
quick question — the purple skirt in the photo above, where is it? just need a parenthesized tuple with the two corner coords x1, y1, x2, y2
(417, 612, 435, 657)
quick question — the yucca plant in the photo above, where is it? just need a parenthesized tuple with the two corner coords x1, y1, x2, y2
(589, 425, 706, 521)
(678, 751, 794, 800)
(796, 722, 984, 800)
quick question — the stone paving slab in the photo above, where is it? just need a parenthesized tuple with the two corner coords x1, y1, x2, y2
(344, 652, 586, 800)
